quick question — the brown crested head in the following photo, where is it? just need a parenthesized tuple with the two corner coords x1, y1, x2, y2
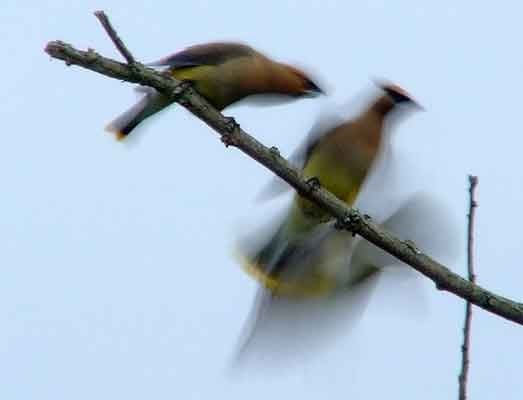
(379, 82, 422, 107)
(370, 80, 423, 114)
(278, 64, 325, 97)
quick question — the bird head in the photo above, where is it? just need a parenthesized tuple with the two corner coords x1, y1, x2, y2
(377, 81, 424, 110)
(282, 65, 325, 97)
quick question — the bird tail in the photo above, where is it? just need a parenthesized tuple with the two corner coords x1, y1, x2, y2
(238, 222, 293, 293)
(105, 87, 171, 140)
(236, 212, 338, 298)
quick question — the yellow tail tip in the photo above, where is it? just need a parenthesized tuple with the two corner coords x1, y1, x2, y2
(104, 124, 127, 141)
(233, 249, 335, 298)
(114, 131, 127, 141)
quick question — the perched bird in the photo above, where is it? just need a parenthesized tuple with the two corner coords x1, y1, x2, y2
(238, 83, 421, 297)
(234, 193, 460, 369)
(105, 42, 324, 139)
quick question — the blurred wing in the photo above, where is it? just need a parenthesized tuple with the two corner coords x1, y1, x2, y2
(147, 42, 254, 68)
(233, 217, 378, 370)
(351, 192, 461, 271)
(233, 274, 379, 371)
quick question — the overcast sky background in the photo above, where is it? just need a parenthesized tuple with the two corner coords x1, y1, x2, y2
(2, 1, 522, 399)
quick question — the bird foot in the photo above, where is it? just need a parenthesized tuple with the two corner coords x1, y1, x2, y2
(334, 213, 359, 236)
(269, 146, 281, 157)
(306, 176, 321, 191)
(223, 116, 239, 133)
(221, 117, 240, 147)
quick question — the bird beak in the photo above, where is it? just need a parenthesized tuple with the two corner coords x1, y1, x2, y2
(410, 100, 425, 112)
(304, 83, 325, 97)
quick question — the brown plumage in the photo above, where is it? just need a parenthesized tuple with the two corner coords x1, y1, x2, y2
(105, 42, 324, 139)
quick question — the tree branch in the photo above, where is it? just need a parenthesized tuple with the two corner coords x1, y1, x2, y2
(458, 175, 479, 400)
(93, 10, 136, 64)
(43, 18, 523, 325)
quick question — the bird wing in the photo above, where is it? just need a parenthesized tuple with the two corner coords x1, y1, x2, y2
(351, 192, 461, 272)
(147, 42, 255, 68)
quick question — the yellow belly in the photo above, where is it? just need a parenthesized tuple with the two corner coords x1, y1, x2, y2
(297, 149, 361, 219)
(170, 66, 229, 109)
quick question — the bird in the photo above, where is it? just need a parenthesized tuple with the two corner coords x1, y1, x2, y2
(237, 82, 421, 297)
(105, 41, 324, 140)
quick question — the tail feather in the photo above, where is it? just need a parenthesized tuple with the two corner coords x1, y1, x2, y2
(105, 88, 171, 140)
(239, 223, 293, 293)
(237, 220, 340, 297)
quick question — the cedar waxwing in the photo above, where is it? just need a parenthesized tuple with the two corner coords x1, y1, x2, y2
(234, 193, 460, 369)
(105, 42, 324, 139)
(238, 83, 421, 297)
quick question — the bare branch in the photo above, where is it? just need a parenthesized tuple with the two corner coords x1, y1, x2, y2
(94, 10, 136, 64)
(458, 175, 479, 400)
(44, 36, 523, 325)
(467, 176, 479, 283)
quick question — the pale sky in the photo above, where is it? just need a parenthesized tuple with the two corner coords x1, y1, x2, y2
(2, 1, 522, 399)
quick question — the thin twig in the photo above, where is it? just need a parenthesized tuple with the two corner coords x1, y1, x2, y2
(466, 176, 478, 284)
(458, 175, 478, 400)
(94, 10, 136, 64)
(43, 21, 523, 326)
